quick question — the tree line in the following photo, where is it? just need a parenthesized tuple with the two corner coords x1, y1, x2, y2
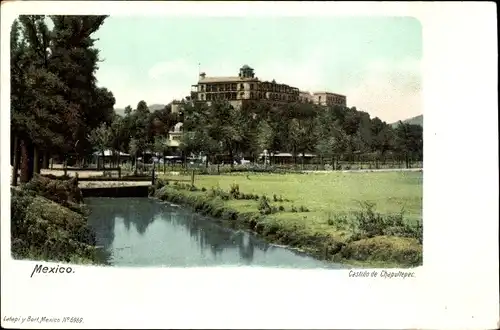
(179, 100, 423, 169)
(10, 15, 115, 184)
(10, 15, 422, 183)
(88, 101, 179, 174)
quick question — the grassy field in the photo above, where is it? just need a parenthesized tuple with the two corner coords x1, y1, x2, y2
(155, 171, 423, 267)
(160, 171, 422, 222)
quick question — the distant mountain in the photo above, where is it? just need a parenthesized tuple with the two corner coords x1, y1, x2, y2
(149, 104, 167, 111)
(114, 107, 126, 117)
(391, 114, 423, 128)
(114, 103, 167, 117)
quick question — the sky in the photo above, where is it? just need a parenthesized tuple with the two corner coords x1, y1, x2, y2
(93, 16, 422, 123)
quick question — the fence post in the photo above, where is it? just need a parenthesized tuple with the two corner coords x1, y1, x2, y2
(118, 166, 121, 179)
(191, 170, 195, 187)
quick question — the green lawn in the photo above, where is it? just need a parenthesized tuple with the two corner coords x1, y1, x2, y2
(155, 171, 423, 266)
(160, 171, 422, 223)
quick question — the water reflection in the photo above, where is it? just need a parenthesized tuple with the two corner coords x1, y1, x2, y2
(86, 197, 341, 268)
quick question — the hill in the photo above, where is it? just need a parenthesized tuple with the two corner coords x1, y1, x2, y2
(114, 103, 166, 117)
(391, 114, 423, 128)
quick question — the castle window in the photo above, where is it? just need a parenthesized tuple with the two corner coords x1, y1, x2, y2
(240, 83, 244, 90)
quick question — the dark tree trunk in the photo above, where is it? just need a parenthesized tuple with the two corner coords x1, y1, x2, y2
(33, 146, 40, 174)
(301, 152, 305, 170)
(10, 133, 14, 166)
(42, 151, 49, 169)
(11, 135, 20, 186)
(205, 156, 209, 169)
(134, 153, 138, 175)
(19, 138, 34, 183)
(229, 148, 234, 169)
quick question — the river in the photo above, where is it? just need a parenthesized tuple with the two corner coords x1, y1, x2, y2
(85, 197, 345, 269)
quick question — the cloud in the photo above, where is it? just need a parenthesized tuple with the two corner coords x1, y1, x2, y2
(256, 48, 328, 92)
(96, 60, 199, 108)
(345, 57, 422, 123)
(148, 59, 195, 80)
(97, 53, 422, 123)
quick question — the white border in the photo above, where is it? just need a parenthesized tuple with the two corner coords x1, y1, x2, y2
(1, 2, 498, 329)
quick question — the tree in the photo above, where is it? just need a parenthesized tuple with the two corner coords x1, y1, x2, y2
(49, 15, 114, 164)
(394, 122, 423, 168)
(11, 16, 71, 183)
(10, 15, 114, 183)
(153, 136, 170, 173)
(370, 117, 394, 167)
(128, 138, 144, 175)
(88, 123, 111, 169)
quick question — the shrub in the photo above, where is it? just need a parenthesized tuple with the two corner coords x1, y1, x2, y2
(23, 174, 83, 208)
(258, 195, 274, 215)
(291, 205, 297, 213)
(278, 205, 285, 212)
(209, 186, 230, 200)
(348, 201, 423, 242)
(229, 184, 240, 199)
(11, 186, 99, 264)
(273, 194, 278, 202)
(201, 187, 207, 192)
(340, 236, 422, 266)
(299, 205, 309, 212)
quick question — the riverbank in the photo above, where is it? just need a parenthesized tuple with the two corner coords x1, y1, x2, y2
(10, 175, 101, 264)
(150, 180, 423, 268)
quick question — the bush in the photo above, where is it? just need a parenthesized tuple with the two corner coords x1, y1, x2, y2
(201, 187, 207, 192)
(209, 186, 230, 200)
(278, 205, 285, 212)
(346, 201, 423, 243)
(340, 236, 422, 266)
(258, 195, 275, 215)
(229, 184, 240, 199)
(11, 187, 99, 264)
(291, 205, 297, 213)
(299, 205, 309, 212)
(23, 174, 83, 209)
